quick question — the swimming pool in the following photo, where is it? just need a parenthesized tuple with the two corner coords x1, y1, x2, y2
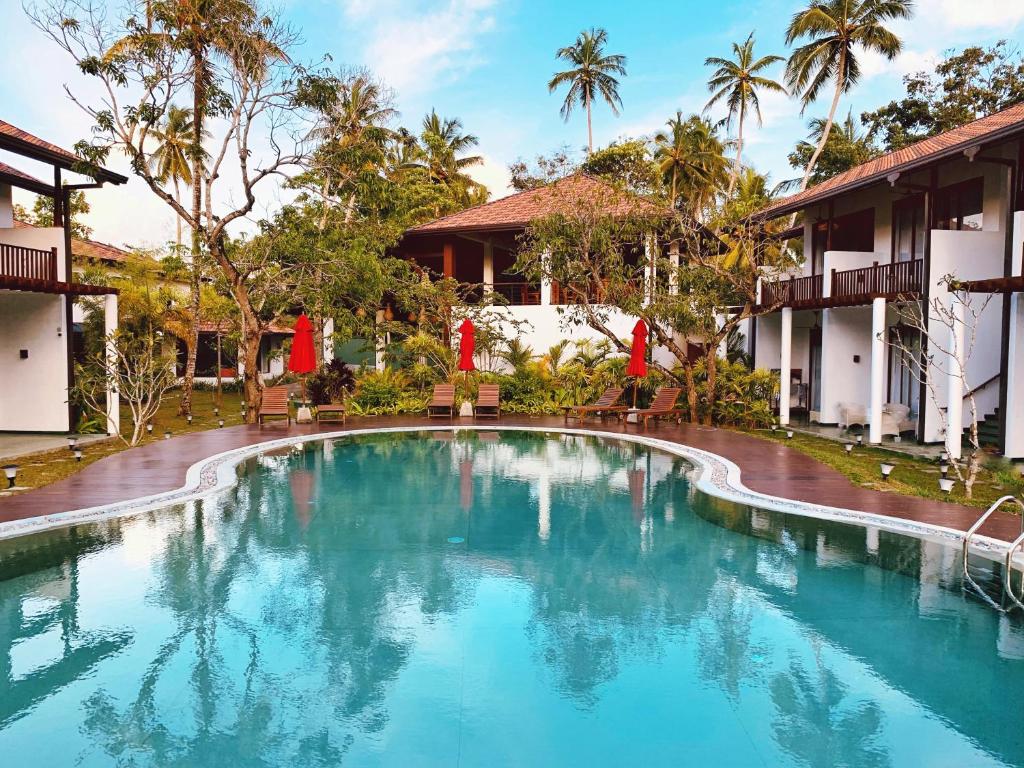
(1, 430, 1022, 766)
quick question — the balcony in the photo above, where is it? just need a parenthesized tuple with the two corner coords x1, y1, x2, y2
(0, 242, 57, 282)
(491, 281, 542, 306)
(761, 260, 923, 311)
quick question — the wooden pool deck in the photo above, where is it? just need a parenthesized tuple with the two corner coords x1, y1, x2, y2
(1, 415, 1020, 542)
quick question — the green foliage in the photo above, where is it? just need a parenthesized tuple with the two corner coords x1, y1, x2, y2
(691, 358, 777, 427)
(580, 140, 662, 197)
(13, 191, 92, 239)
(787, 111, 877, 186)
(306, 360, 356, 405)
(351, 368, 410, 412)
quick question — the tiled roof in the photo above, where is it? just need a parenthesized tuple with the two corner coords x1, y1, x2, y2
(14, 218, 143, 266)
(756, 102, 1024, 220)
(406, 173, 666, 234)
(0, 120, 80, 164)
(0, 161, 45, 186)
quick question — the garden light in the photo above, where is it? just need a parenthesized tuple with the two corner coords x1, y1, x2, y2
(880, 462, 894, 481)
(73, 448, 83, 462)
(2, 464, 17, 489)
(939, 477, 955, 494)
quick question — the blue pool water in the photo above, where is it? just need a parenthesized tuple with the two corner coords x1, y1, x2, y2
(1, 430, 1023, 766)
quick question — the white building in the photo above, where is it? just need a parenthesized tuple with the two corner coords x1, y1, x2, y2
(0, 120, 126, 435)
(750, 103, 1024, 459)
(392, 174, 692, 371)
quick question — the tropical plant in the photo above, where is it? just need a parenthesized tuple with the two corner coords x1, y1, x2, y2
(785, 0, 913, 191)
(351, 368, 409, 412)
(704, 33, 786, 195)
(405, 110, 486, 211)
(307, 359, 356, 406)
(501, 338, 536, 372)
(787, 111, 877, 186)
(149, 105, 208, 248)
(653, 113, 729, 215)
(548, 27, 628, 154)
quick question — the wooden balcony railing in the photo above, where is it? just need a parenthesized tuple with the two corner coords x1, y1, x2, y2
(761, 273, 824, 307)
(831, 259, 923, 301)
(491, 282, 542, 306)
(0, 243, 58, 282)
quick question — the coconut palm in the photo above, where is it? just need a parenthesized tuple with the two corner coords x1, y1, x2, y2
(654, 113, 729, 216)
(150, 106, 209, 248)
(407, 111, 486, 208)
(548, 28, 628, 154)
(704, 33, 786, 195)
(785, 0, 913, 191)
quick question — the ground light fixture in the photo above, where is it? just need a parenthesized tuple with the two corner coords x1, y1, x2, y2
(73, 448, 83, 462)
(2, 464, 17, 489)
(214, 407, 220, 417)
(146, 423, 153, 435)
(939, 477, 955, 494)
(218, 419, 225, 428)
(186, 414, 193, 425)
(66, 436, 77, 450)
(845, 443, 853, 454)
(786, 431, 794, 439)
(164, 429, 171, 440)
(856, 434, 863, 445)
(940, 463, 949, 477)
(940, 451, 949, 462)
(880, 462, 895, 481)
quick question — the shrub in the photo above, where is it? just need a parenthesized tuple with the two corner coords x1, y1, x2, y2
(352, 368, 409, 411)
(307, 360, 357, 405)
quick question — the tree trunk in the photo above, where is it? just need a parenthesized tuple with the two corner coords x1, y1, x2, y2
(586, 93, 593, 155)
(239, 312, 263, 421)
(703, 351, 718, 426)
(728, 103, 744, 197)
(682, 361, 698, 423)
(173, 178, 182, 248)
(799, 49, 845, 193)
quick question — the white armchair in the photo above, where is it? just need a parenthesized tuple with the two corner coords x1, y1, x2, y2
(837, 402, 867, 430)
(881, 403, 916, 437)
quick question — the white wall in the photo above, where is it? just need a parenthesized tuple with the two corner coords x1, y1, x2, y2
(0, 225, 66, 280)
(753, 310, 812, 406)
(1004, 211, 1024, 459)
(822, 250, 888, 292)
(0, 291, 70, 431)
(0, 185, 13, 228)
(926, 229, 1005, 442)
(819, 305, 874, 424)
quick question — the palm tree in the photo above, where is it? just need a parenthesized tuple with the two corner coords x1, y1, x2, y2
(150, 106, 208, 248)
(785, 0, 913, 191)
(654, 113, 729, 216)
(548, 28, 627, 154)
(408, 111, 486, 209)
(704, 33, 786, 196)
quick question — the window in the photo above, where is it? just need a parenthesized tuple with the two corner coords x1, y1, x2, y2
(936, 177, 984, 231)
(892, 194, 925, 262)
(810, 207, 876, 274)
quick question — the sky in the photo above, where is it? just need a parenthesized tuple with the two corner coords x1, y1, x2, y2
(2, 0, 1023, 249)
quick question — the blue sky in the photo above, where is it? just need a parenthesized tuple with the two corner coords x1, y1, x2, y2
(3, 0, 1023, 246)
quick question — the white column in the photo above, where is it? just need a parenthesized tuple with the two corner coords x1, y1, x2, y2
(482, 241, 494, 291)
(321, 317, 335, 364)
(104, 293, 120, 437)
(540, 249, 552, 306)
(668, 240, 679, 296)
(1005, 291, 1024, 459)
(946, 294, 966, 460)
(780, 306, 792, 426)
(869, 296, 886, 444)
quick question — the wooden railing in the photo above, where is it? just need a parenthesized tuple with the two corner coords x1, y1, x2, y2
(831, 259, 922, 300)
(761, 273, 824, 306)
(491, 282, 542, 306)
(0, 243, 58, 282)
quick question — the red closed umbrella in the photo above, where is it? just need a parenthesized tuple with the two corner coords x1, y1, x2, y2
(627, 319, 648, 408)
(288, 313, 317, 404)
(458, 318, 476, 372)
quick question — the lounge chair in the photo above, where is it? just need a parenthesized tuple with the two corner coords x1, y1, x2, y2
(316, 400, 346, 424)
(628, 387, 684, 429)
(427, 384, 456, 418)
(563, 387, 627, 422)
(258, 386, 291, 426)
(474, 384, 500, 419)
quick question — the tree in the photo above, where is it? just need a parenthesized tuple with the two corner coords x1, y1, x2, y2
(862, 41, 1024, 151)
(13, 190, 92, 239)
(508, 148, 577, 191)
(704, 32, 786, 195)
(786, 111, 877, 186)
(548, 27, 627, 154)
(407, 110, 487, 212)
(785, 0, 912, 191)
(149, 105, 207, 248)
(580, 140, 661, 197)
(653, 113, 729, 217)
(34, 0, 326, 419)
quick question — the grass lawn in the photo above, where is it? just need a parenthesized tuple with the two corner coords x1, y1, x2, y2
(741, 426, 1024, 510)
(4, 389, 246, 495)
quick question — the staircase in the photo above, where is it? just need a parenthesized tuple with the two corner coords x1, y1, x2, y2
(965, 408, 1001, 449)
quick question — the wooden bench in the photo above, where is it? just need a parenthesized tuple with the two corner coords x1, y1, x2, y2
(258, 386, 291, 426)
(427, 384, 455, 418)
(476, 384, 500, 419)
(316, 402, 346, 424)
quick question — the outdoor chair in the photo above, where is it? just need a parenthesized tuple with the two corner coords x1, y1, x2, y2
(427, 384, 456, 418)
(258, 386, 291, 426)
(476, 384, 500, 419)
(563, 387, 627, 422)
(315, 399, 346, 424)
(628, 387, 684, 429)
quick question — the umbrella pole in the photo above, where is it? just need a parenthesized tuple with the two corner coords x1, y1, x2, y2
(632, 378, 638, 409)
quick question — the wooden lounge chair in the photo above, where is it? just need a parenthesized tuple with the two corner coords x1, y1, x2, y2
(427, 384, 456, 418)
(316, 400, 346, 424)
(476, 384, 500, 419)
(258, 386, 291, 426)
(563, 387, 626, 422)
(629, 387, 684, 429)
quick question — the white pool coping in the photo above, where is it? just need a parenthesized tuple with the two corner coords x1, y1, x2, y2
(0, 425, 1013, 563)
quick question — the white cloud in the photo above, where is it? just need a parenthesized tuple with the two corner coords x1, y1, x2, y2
(858, 47, 938, 81)
(912, 0, 1024, 30)
(466, 154, 513, 200)
(339, 0, 499, 96)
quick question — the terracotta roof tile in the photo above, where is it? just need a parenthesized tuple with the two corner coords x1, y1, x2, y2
(406, 173, 665, 234)
(757, 102, 1024, 219)
(0, 161, 45, 186)
(0, 120, 81, 163)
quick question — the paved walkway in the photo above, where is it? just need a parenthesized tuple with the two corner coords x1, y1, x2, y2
(0, 416, 1020, 542)
(0, 433, 111, 462)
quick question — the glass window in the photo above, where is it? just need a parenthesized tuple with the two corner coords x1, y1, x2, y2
(936, 177, 984, 231)
(892, 194, 925, 262)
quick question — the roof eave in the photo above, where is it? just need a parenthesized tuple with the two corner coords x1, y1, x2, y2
(0, 134, 128, 185)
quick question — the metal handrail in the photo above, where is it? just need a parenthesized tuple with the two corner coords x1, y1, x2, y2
(962, 495, 1024, 610)
(1004, 528, 1024, 611)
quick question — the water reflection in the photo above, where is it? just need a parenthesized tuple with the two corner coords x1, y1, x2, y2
(0, 431, 1022, 766)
